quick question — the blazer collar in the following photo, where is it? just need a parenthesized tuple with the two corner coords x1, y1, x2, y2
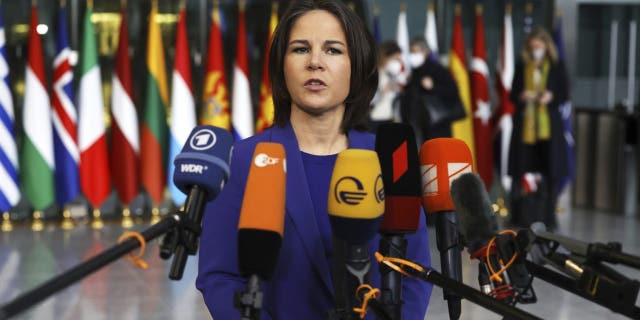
(268, 123, 372, 294)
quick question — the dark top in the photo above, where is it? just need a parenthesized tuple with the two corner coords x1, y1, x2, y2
(301, 151, 337, 261)
(400, 58, 461, 143)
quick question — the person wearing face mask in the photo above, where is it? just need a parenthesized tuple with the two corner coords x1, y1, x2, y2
(508, 27, 569, 231)
(400, 37, 460, 144)
(369, 41, 404, 131)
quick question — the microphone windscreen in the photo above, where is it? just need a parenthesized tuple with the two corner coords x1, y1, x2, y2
(328, 149, 385, 244)
(450, 172, 496, 252)
(237, 142, 286, 279)
(420, 138, 473, 213)
(375, 123, 421, 233)
(173, 126, 233, 200)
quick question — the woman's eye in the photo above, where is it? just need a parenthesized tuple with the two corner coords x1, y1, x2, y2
(292, 47, 309, 54)
(327, 48, 343, 55)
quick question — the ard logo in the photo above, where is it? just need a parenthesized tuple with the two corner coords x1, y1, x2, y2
(189, 129, 217, 151)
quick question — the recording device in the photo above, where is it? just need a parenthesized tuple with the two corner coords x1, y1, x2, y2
(420, 138, 472, 320)
(375, 123, 422, 319)
(163, 125, 233, 280)
(327, 149, 388, 319)
(450, 172, 535, 304)
(235, 142, 287, 320)
(517, 223, 640, 318)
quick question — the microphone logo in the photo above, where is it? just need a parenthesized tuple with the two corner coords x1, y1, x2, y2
(374, 174, 384, 203)
(334, 176, 367, 205)
(421, 162, 472, 196)
(254, 153, 280, 168)
(189, 128, 218, 151)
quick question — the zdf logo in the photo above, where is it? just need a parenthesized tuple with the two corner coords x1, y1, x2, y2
(189, 129, 217, 151)
(254, 153, 280, 167)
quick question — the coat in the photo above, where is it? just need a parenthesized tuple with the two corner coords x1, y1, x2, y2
(196, 122, 433, 319)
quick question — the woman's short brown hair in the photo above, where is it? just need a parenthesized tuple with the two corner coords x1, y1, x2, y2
(268, 0, 378, 132)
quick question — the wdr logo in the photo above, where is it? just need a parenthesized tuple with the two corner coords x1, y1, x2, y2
(189, 129, 217, 151)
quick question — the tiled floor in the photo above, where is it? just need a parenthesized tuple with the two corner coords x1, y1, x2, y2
(1, 207, 639, 320)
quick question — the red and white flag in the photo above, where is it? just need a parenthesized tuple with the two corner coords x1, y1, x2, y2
(471, 5, 493, 190)
(110, 7, 139, 206)
(496, 3, 515, 192)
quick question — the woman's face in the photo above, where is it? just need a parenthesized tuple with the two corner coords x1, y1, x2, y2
(284, 9, 351, 116)
(529, 38, 547, 60)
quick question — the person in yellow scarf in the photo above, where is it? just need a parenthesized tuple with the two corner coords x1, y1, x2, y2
(508, 27, 569, 231)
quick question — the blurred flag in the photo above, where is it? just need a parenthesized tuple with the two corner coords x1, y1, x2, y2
(555, 13, 575, 194)
(449, 5, 476, 161)
(110, 7, 139, 206)
(78, 4, 111, 209)
(396, 4, 410, 83)
(231, 0, 253, 140)
(372, 3, 381, 43)
(495, 3, 515, 192)
(168, 8, 196, 206)
(21, 5, 55, 211)
(425, 2, 438, 60)
(52, 4, 80, 206)
(471, 4, 493, 190)
(255, 2, 278, 133)
(201, 1, 230, 129)
(142, 2, 169, 206)
(0, 6, 19, 213)
(524, 2, 534, 35)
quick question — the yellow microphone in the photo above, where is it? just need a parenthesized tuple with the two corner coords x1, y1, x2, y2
(328, 148, 385, 244)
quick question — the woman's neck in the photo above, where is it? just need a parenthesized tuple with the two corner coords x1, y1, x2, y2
(290, 106, 348, 155)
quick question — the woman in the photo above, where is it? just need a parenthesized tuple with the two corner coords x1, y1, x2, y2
(369, 40, 403, 131)
(196, 1, 432, 319)
(509, 27, 569, 230)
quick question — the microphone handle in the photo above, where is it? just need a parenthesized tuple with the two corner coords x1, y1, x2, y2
(405, 265, 542, 320)
(435, 210, 462, 320)
(169, 185, 208, 280)
(331, 237, 370, 320)
(379, 234, 407, 320)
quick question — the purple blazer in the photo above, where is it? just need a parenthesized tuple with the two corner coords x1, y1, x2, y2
(196, 123, 432, 319)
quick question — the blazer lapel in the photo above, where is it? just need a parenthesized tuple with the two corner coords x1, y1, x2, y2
(268, 124, 375, 295)
(270, 124, 334, 293)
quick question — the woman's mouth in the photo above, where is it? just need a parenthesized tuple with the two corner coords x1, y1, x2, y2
(304, 78, 327, 90)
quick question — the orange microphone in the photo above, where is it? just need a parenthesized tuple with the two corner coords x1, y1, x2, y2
(420, 138, 473, 320)
(235, 142, 286, 319)
(237, 142, 286, 280)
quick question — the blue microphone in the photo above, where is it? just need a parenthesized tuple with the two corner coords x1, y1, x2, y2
(167, 125, 233, 280)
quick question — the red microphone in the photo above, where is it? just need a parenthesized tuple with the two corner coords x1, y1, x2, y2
(420, 138, 473, 320)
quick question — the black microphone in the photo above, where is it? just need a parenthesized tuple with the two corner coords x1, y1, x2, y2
(166, 126, 233, 280)
(375, 123, 422, 319)
(450, 172, 535, 304)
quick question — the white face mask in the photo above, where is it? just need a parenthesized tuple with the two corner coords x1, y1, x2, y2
(532, 48, 546, 61)
(409, 53, 426, 68)
(385, 59, 402, 76)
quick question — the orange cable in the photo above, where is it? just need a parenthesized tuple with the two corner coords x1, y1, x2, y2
(117, 231, 149, 269)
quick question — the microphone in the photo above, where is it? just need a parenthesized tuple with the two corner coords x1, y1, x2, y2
(327, 149, 386, 319)
(166, 125, 233, 280)
(375, 123, 421, 319)
(235, 142, 286, 320)
(420, 138, 472, 320)
(450, 172, 535, 304)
